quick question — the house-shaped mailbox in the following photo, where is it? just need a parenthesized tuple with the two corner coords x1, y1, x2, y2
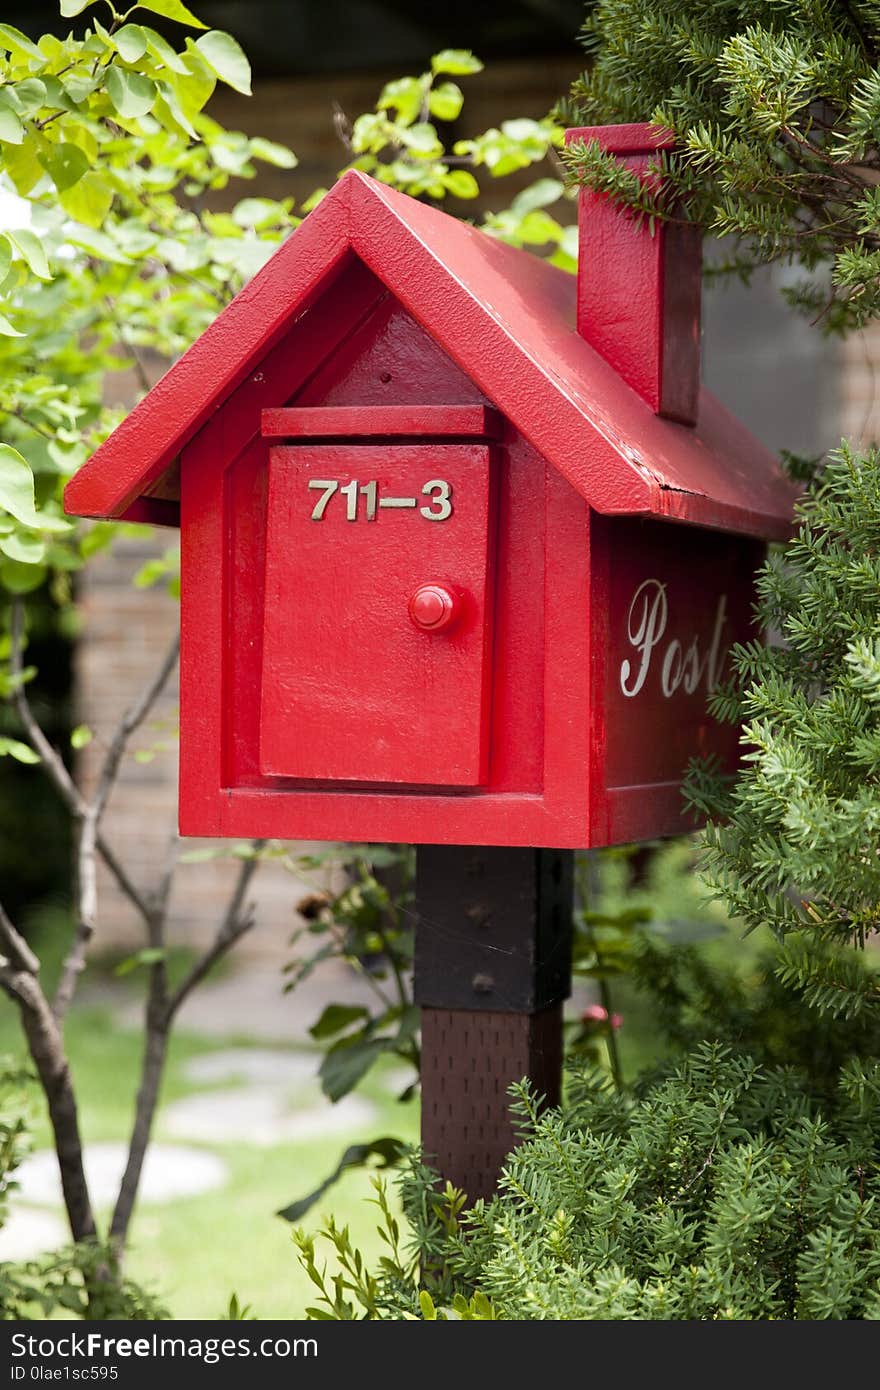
(65, 125, 796, 850)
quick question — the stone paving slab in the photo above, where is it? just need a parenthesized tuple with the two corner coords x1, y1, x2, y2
(161, 1084, 376, 1147)
(15, 1142, 228, 1209)
(182, 1046, 316, 1087)
(0, 1207, 68, 1262)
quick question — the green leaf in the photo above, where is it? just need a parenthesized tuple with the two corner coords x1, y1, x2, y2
(395, 1004, 420, 1045)
(194, 31, 251, 95)
(0, 24, 44, 60)
(114, 947, 168, 977)
(106, 66, 157, 120)
(277, 1138, 406, 1222)
(0, 105, 24, 146)
(309, 1004, 371, 1040)
(3, 136, 43, 196)
(0, 312, 24, 338)
(431, 49, 483, 76)
(399, 121, 443, 158)
(0, 533, 46, 564)
(70, 725, 93, 750)
(511, 177, 566, 215)
(378, 76, 423, 124)
(0, 446, 40, 527)
(248, 136, 297, 168)
(6, 230, 52, 282)
(59, 1, 96, 14)
(66, 224, 131, 265)
(428, 82, 464, 122)
(141, 27, 190, 74)
(39, 143, 90, 193)
(517, 209, 563, 245)
(153, 87, 197, 139)
(0, 736, 40, 765)
(133, 556, 170, 589)
(419, 1290, 437, 1320)
(13, 80, 48, 117)
(232, 197, 287, 229)
(0, 559, 46, 594)
(129, 0, 207, 27)
(319, 1037, 390, 1102)
(114, 25, 149, 64)
(59, 172, 113, 228)
(62, 71, 101, 105)
(501, 117, 545, 143)
(443, 169, 480, 199)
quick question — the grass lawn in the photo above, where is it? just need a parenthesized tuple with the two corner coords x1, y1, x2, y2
(1, 995, 418, 1320)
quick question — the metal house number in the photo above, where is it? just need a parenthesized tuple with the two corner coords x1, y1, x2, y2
(307, 478, 453, 522)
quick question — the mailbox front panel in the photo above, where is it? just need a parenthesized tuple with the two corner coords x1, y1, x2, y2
(259, 442, 495, 787)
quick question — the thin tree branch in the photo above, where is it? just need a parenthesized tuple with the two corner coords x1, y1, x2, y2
(111, 843, 265, 1249)
(103, 296, 153, 395)
(0, 899, 40, 976)
(166, 848, 264, 1020)
(0, 406, 57, 441)
(11, 600, 84, 816)
(92, 631, 180, 826)
(108, 968, 169, 1245)
(53, 633, 180, 1022)
(96, 835, 153, 925)
(149, 833, 180, 933)
(10, 601, 155, 928)
(0, 901, 96, 1243)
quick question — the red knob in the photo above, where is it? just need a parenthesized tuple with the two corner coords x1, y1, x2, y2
(408, 583, 460, 633)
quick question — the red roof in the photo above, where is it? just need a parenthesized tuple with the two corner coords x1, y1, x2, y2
(64, 169, 796, 540)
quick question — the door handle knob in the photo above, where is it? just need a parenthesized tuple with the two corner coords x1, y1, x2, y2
(408, 583, 460, 633)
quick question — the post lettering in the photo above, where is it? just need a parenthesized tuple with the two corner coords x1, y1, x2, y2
(620, 579, 668, 698)
(619, 579, 729, 700)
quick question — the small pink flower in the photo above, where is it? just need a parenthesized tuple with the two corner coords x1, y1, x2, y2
(580, 1004, 623, 1030)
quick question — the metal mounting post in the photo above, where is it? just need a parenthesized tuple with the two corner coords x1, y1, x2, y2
(415, 845, 574, 1202)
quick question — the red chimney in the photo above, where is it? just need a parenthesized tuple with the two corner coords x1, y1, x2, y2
(565, 124, 702, 425)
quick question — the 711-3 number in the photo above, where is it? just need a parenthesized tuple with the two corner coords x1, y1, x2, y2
(308, 478, 453, 522)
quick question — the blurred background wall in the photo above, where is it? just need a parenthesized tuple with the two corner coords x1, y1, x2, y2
(3, 1, 843, 953)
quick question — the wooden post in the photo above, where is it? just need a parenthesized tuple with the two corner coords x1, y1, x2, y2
(415, 845, 573, 1201)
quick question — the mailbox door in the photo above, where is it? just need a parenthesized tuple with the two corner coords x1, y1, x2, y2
(259, 442, 495, 786)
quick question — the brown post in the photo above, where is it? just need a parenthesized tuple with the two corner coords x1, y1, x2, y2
(415, 845, 573, 1201)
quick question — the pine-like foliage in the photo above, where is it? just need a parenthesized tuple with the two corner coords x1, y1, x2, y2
(297, 1043, 880, 1319)
(685, 445, 880, 1020)
(565, 2, 880, 328)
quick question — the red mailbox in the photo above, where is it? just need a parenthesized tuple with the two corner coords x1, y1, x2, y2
(64, 125, 796, 851)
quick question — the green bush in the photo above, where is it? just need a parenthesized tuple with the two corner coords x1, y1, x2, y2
(294, 923, 880, 1321)
(297, 1034, 880, 1320)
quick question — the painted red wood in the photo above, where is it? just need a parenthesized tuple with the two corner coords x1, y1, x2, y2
(64, 166, 796, 540)
(260, 404, 501, 439)
(65, 135, 799, 852)
(259, 442, 495, 786)
(179, 390, 592, 845)
(116, 496, 180, 528)
(565, 124, 702, 424)
(588, 516, 761, 844)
